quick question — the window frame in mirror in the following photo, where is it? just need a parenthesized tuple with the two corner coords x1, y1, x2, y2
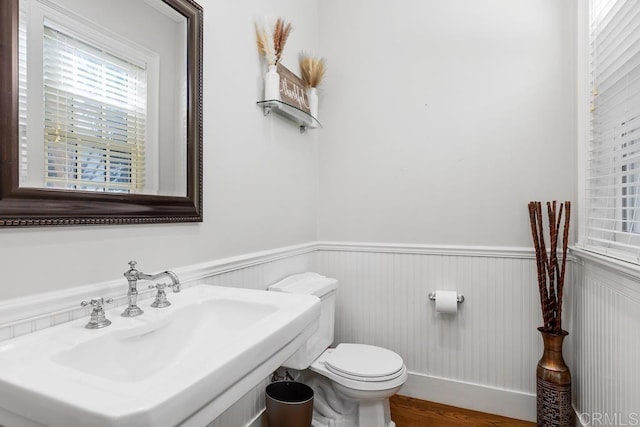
(0, 0, 203, 227)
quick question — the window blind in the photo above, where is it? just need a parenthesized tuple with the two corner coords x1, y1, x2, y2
(42, 24, 147, 193)
(586, 0, 640, 262)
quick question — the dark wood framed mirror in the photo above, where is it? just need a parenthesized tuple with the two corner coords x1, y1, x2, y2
(0, 0, 202, 227)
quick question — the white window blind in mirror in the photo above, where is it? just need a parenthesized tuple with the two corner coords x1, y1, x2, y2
(42, 23, 147, 193)
(585, 0, 640, 263)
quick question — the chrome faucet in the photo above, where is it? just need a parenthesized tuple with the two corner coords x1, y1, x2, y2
(122, 260, 181, 317)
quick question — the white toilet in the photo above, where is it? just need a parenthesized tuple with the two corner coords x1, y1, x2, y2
(269, 273, 408, 427)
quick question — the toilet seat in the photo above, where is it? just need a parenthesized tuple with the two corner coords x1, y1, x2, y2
(310, 345, 408, 392)
(324, 344, 404, 382)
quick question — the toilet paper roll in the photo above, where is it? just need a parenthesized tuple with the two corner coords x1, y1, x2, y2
(435, 290, 458, 314)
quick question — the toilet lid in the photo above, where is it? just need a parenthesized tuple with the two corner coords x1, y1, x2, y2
(324, 344, 404, 380)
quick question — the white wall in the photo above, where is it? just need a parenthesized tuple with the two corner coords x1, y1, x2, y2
(0, 0, 320, 301)
(3, 0, 576, 306)
(317, 0, 576, 246)
(312, 0, 578, 421)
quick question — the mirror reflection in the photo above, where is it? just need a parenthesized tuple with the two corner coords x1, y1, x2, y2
(19, 0, 187, 196)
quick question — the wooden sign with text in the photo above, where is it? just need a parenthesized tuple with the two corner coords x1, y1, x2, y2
(277, 64, 310, 114)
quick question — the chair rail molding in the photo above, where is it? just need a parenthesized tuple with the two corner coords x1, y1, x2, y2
(316, 241, 537, 259)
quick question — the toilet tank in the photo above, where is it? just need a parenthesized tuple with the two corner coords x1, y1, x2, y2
(268, 273, 337, 370)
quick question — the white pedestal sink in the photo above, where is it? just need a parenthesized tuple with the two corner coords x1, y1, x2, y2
(0, 285, 320, 426)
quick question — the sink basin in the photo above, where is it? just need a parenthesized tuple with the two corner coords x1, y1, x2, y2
(0, 285, 320, 426)
(53, 298, 278, 383)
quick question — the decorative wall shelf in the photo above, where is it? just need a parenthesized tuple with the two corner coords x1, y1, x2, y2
(257, 100, 321, 133)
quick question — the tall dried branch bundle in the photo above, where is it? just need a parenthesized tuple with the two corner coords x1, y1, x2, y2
(299, 54, 326, 88)
(273, 17, 293, 65)
(255, 21, 276, 66)
(528, 200, 571, 333)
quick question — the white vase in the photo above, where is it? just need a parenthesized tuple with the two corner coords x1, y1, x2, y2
(308, 87, 318, 119)
(265, 65, 280, 101)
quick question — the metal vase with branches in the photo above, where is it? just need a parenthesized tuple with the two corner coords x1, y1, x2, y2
(528, 200, 573, 427)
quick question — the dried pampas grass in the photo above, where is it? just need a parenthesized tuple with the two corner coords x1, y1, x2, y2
(255, 21, 276, 66)
(273, 17, 293, 65)
(255, 17, 292, 66)
(299, 54, 326, 88)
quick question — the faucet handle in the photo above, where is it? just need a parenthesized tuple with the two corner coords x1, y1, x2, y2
(81, 297, 114, 308)
(80, 297, 114, 329)
(148, 283, 171, 308)
(128, 260, 137, 269)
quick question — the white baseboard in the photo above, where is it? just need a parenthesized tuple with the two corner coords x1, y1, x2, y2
(399, 371, 536, 422)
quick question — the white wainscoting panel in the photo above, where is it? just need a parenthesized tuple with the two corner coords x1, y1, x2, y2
(315, 244, 577, 421)
(12, 241, 639, 425)
(200, 251, 317, 291)
(573, 259, 640, 425)
(207, 378, 268, 427)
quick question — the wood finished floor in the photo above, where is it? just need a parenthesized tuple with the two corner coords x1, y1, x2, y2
(390, 395, 535, 427)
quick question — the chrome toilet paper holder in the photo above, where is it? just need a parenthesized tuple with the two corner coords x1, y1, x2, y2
(428, 292, 465, 304)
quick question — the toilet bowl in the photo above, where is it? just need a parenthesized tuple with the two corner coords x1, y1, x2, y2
(269, 273, 407, 427)
(308, 344, 408, 427)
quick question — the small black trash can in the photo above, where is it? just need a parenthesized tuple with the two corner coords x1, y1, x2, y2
(265, 381, 314, 427)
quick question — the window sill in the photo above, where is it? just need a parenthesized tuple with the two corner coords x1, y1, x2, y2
(571, 245, 640, 282)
